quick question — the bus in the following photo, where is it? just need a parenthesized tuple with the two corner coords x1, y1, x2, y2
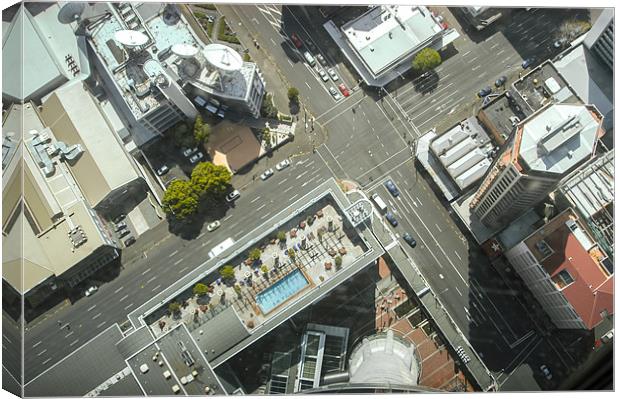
(208, 237, 235, 259)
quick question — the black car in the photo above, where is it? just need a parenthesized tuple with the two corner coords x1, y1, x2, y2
(385, 212, 398, 227)
(495, 76, 507, 87)
(384, 179, 400, 197)
(478, 86, 492, 98)
(113, 213, 126, 224)
(403, 233, 417, 248)
(118, 228, 131, 238)
(124, 236, 136, 247)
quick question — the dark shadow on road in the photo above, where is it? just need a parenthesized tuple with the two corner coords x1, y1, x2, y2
(167, 196, 231, 240)
(413, 70, 440, 95)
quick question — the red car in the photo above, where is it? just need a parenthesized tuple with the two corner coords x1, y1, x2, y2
(338, 83, 350, 97)
(290, 32, 303, 49)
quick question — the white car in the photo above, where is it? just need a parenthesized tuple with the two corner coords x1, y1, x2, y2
(182, 147, 198, 157)
(275, 159, 291, 171)
(540, 365, 552, 380)
(156, 165, 169, 176)
(189, 152, 204, 164)
(226, 190, 240, 202)
(260, 168, 274, 180)
(328, 68, 339, 81)
(207, 220, 221, 232)
(318, 69, 329, 82)
(329, 86, 342, 100)
(85, 286, 98, 297)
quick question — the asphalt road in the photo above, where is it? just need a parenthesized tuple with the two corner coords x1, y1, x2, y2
(22, 152, 332, 383)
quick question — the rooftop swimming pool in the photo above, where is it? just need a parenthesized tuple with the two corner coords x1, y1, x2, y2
(256, 269, 309, 314)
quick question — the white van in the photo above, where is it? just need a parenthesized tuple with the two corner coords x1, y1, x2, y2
(371, 193, 388, 213)
(303, 51, 316, 66)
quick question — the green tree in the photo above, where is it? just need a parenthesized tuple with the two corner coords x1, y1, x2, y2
(277, 231, 286, 241)
(287, 248, 296, 259)
(168, 302, 181, 315)
(249, 248, 262, 261)
(260, 93, 278, 119)
(193, 115, 211, 144)
(219, 265, 236, 281)
(190, 162, 232, 198)
(335, 256, 342, 269)
(412, 48, 442, 73)
(162, 180, 199, 219)
(287, 87, 300, 103)
(193, 283, 210, 297)
(243, 52, 252, 62)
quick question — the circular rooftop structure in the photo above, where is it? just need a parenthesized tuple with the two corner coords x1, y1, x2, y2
(203, 43, 243, 72)
(114, 30, 149, 47)
(172, 43, 199, 59)
(58, 2, 85, 24)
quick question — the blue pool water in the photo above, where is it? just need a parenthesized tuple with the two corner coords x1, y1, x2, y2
(256, 269, 309, 314)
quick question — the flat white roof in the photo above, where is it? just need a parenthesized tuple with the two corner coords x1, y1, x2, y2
(341, 5, 443, 75)
(519, 104, 601, 175)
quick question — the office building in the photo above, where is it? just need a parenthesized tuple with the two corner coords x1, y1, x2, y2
(505, 208, 613, 329)
(584, 9, 613, 70)
(324, 5, 459, 86)
(469, 103, 604, 230)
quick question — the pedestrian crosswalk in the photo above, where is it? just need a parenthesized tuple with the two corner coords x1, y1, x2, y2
(256, 4, 282, 31)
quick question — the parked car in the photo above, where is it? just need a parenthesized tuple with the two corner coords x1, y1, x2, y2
(182, 147, 198, 157)
(113, 213, 126, 224)
(207, 15, 215, 23)
(226, 190, 240, 202)
(275, 159, 291, 171)
(118, 228, 131, 238)
(495, 76, 507, 87)
(189, 152, 204, 164)
(478, 86, 492, 98)
(540, 365, 552, 380)
(338, 83, 350, 97)
(156, 165, 169, 176)
(385, 212, 398, 227)
(329, 86, 342, 100)
(115, 221, 127, 232)
(290, 32, 303, 48)
(510, 116, 521, 126)
(316, 54, 327, 66)
(327, 68, 339, 81)
(384, 179, 400, 197)
(303, 51, 316, 66)
(403, 233, 417, 248)
(260, 168, 274, 180)
(207, 220, 221, 232)
(318, 69, 329, 82)
(522, 57, 535, 69)
(85, 286, 98, 297)
(124, 236, 136, 247)
(553, 39, 566, 49)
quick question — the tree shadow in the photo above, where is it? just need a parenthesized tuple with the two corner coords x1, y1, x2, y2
(167, 196, 231, 240)
(289, 100, 300, 115)
(413, 70, 440, 95)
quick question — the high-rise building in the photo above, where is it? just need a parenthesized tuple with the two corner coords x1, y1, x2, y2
(584, 9, 613, 70)
(469, 103, 604, 230)
(505, 208, 613, 330)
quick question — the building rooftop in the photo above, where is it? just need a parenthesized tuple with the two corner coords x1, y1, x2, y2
(517, 103, 603, 175)
(554, 44, 613, 117)
(512, 61, 581, 114)
(341, 5, 444, 76)
(39, 82, 140, 208)
(478, 92, 527, 145)
(430, 117, 495, 191)
(522, 208, 613, 329)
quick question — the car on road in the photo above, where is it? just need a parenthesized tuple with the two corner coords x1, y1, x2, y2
(327, 68, 339, 81)
(318, 69, 329, 82)
(118, 228, 131, 238)
(303, 51, 316, 66)
(478, 86, 492, 98)
(275, 159, 291, 171)
(182, 147, 198, 157)
(540, 365, 552, 380)
(402, 233, 417, 248)
(113, 213, 126, 224)
(290, 32, 303, 48)
(328, 86, 342, 100)
(338, 83, 350, 97)
(85, 286, 98, 296)
(385, 212, 398, 227)
(522, 57, 535, 69)
(189, 152, 204, 164)
(124, 236, 136, 247)
(260, 168, 274, 180)
(207, 220, 221, 232)
(553, 39, 567, 49)
(115, 221, 127, 232)
(207, 15, 215, 23)
(156, 165, 169, 176)
(317, 54, 327, 66)
(495, 76, 507, 87)
(226, 190, 240, 202)
(384, 179, 400, 197)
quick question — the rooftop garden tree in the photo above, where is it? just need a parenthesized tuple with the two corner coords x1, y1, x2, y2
(219, 265, 236, 282)
(260, 93, 278, 119)
(277, 231, 286, 242)
(412, 48, 442, 74)
(162, 180, 199, 219)
(168, 302, 181, 315)
(249, 248, 262, 261)
(193, 283, 210, 297)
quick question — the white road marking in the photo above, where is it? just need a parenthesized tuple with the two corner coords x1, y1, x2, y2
(146, 275, 157, 284)
(472, 65, 481, 71)
(250, 196, 261, 203)
(97, 321, 106, 329)
(114, 286, 124, 294)
(141, 267, 152, 275)
(284, 186, 294, 193)
(454, 250, 462, 261)
(256, 203, 266, 212)
(64, 331, 74, 339)
(119, 294, 129, 302)
(69, 339, 79, 347)
(290, 194, 299, 201)
(462, 50, 471, 56)
(197, 232, 205, 239)
(178, 266, 189, 274)
(92, 312, 102, 320)
(296, 171, 308, 180)
(173, 258, 184, 266)
(455, 287, 463, 296)
(260, 214, 269, 220)
(278, 178, 288, 185)
(168, 250, 178, 257)
(124, 303, 134, 310)
(37, 349, 47, 357)
(435, 223, 442, 232)
(270, 37, 276, 46)
(87, 305, 96, 312)
(305, 81, 311, 89)
(42, 358, 52, 365)
(223, 215, 233, 221)
(152, 284, 162, 292)
(33, 341, 42, 348)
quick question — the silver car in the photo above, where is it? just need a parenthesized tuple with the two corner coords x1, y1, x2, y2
(329, 86, 342, 100)
(328, 68, 339, 81)
(260, 168, 274, 180)
(318, 69, 329, 82)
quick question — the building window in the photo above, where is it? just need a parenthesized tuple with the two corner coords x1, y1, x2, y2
(553, 269, 575, 289)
